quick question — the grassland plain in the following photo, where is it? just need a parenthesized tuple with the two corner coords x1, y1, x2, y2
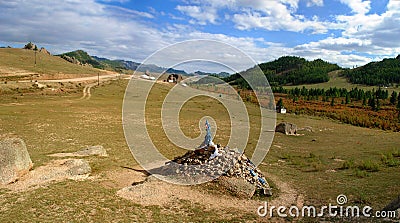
(0, 78, 399, 222)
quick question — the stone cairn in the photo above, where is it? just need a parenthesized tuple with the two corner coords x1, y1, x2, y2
(165, 120, 272, 197)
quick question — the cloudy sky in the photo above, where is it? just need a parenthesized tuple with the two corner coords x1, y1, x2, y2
(1, 0, 399, 72)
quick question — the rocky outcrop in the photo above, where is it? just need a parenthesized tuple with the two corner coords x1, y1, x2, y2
(0, 138, 33, 185)
(23, 42, 36, 50)
(60, 54, 81, 65)
(39, 47, 51, 55)
(59, 54, 92, 67)
(275, 122, 297, 135)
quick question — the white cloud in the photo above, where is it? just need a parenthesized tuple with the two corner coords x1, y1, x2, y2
(175, 0, 329, 33)
(332, 0, 400, 52)
(232, 10, 328, 33)
(339, 0, 371, 14)
(290, 0, 400, 68)
(0, 0, 399, 72)
(176, 5, 218, 25)
(0, 0, 167, 61)
(306, 0, 323, 7)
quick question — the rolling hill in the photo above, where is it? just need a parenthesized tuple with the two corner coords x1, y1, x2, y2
(0, 48, 107, 80)
(224, 56, 341, 88)
(59, 50, 187, 75)
(343, 55, 400, 86)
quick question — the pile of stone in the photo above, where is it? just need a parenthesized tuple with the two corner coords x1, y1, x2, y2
(169, 144, 272, 197)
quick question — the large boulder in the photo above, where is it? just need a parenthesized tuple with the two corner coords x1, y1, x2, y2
(275, 122, 297, 135)
(0, 138, 33, 184)
(217, 176, 256, 199)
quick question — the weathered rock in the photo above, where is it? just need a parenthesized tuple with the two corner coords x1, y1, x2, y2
(0, 138, 33, 185)
(5, 159, 91, 191)
(39, 47, 51, 55)
(64, 159, 92, 177)
(275, 122, 297, 135)
(76, 145, 108, 157)
(48, 145, 108, 157)
(218, 176, 256, 199)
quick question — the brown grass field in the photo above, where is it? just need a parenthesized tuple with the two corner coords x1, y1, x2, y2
(0, 75, 399, 222)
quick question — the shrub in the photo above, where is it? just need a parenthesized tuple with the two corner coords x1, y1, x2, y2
(358, 160, 380, 172)
(341, 159, 355, 169)
(381, 153, 400, 167)
(354, 169, 370, 178)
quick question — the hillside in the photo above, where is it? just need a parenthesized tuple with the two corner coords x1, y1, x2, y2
(260, 56, 340, 86)
(60, 50, 187, 75)
(224, 56, 340, 89)
(343, 55, 400, 86)
(58, 50, 104, 69)
(0, 48, 107, 80)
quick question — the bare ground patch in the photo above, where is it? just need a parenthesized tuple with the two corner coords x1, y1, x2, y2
(116, 170, 304, 219)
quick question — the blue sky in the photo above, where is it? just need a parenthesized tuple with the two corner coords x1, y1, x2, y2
(0, 0, 399, 72)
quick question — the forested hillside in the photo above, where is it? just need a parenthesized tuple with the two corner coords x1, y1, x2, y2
(343, 55, 400, 86)
(260, 56, 340, 85)
(224, 56, 340, 88)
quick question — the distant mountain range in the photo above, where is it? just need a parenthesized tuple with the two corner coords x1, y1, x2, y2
(191, 70, 231, 77)
(56, 49, 400, 87)
(57, 50, 187, 75)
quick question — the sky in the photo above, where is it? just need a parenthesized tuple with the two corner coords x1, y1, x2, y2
(0, 0, 399, 73)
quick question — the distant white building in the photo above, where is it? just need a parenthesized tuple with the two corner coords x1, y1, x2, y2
(280, 107, 287, 114)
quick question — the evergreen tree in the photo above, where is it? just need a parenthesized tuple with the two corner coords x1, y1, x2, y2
(369, 97, 376, 110)
(330, 98, 335, 106)
(390, 91, 398, 105)
(376, 96, 380, 111)
(277, 98, 284, 108)
(362, 95, 367, 106)
(397, 93, 400, 109)
(345, 93, 350, 104)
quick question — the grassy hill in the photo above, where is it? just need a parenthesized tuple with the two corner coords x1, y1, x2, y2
(60, 50, 187, 75)
(59, 50, 104, 69)
(0, 48, 107, 80)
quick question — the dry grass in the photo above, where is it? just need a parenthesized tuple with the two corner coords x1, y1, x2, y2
(0, 79, 399, 222)
(0, 48, 108, 81)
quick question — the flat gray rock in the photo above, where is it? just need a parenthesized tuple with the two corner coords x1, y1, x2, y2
(48, 145, 108, 157)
